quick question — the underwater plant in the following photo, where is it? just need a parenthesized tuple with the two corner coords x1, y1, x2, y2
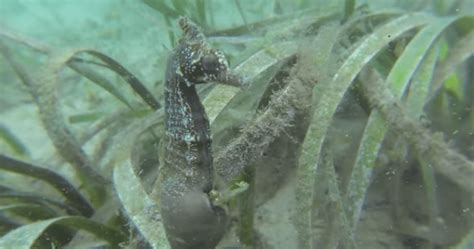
(0, 0, 473, 248)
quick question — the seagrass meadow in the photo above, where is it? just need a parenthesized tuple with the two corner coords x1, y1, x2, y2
(0, 0, 473, 248)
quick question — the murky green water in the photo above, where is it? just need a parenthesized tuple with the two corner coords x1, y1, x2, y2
(0, 1, 473, 248)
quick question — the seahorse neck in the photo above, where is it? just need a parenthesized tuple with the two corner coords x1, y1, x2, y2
(164, 59, 211, 145)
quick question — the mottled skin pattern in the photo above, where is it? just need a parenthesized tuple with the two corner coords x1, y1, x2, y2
(160, 17, 241, 249)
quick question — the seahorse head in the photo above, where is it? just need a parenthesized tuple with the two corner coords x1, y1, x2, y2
(175, 17, 242, 87)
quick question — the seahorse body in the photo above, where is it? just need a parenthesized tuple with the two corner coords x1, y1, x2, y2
(160, 17, 241, 249)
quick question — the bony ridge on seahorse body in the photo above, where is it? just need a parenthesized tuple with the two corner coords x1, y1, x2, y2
(159, 17, 242, 249)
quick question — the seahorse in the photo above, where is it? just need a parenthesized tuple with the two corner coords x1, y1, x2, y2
(159, 17, 242, 249)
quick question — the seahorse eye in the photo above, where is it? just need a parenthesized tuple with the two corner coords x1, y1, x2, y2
(201, 53, 220, 73)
